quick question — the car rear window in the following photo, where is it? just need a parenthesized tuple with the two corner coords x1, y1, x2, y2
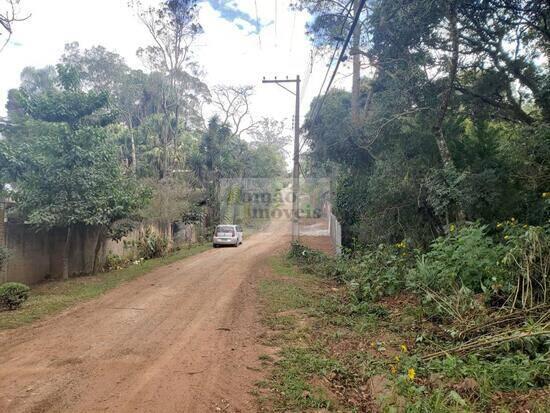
(216, 226, 235, 236)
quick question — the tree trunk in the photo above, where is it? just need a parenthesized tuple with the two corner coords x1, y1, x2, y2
(351, 0, 361, 126)
(62, 226, 72, 280)
(433, 0, 459, 167)
(128, 116, 137, 173)
(92, 226, 105, 275)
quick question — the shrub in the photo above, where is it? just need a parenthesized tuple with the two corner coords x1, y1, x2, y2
(0, 282, 30, 310)
(103, 252, 128, 271)
(137, 228, 168, 259)
(429, 353, 550, 393)
(289, 242, 417, 302)
(343, 243, 417, 302)
(408, 224, 507, 294)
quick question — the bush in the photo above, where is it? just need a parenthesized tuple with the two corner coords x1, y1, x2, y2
(288, 242, 417, 302)
(103, 252, 129, 271)
(343, 243, 417, 302)
(429, 353, 550, 393)
(137, 228, 168, 259)
(0, 282, 30, 310)
(408, 224, 507, 294)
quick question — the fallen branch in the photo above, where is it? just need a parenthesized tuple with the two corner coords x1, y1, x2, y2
(423, 324, 550, 361)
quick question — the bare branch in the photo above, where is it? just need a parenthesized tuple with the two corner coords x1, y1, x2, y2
(210, 85, 256, 138)
(0, 0, 30, 52)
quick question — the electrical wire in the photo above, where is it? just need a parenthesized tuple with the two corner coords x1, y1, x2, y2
(274, 0, 278, 47)
(309, 0, 355, 123)
(289, 11, 296, 54)
(254, 0, 262, 49)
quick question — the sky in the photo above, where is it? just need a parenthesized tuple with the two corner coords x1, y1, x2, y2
(0, 0, 353, 139)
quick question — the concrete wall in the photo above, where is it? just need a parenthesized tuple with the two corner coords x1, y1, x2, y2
(2, 221, 199, 285)
(4, 224, 101, 285)
(0, 205, 7, 283)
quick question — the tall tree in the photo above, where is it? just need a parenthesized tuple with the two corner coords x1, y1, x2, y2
(210, 85, 256, 138)
(133, 0, 208, 179)
(1, 64, 148, 278)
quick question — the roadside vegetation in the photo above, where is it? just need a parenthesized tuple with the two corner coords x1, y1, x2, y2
(0, 243, 209, 330)
(258, 2, 549, 410)
(0, 1, 287, 298)
(257, 233, 549, 412)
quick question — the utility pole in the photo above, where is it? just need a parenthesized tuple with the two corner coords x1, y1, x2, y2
(262, 75, 301, 241)
(351, 0, 362, 126)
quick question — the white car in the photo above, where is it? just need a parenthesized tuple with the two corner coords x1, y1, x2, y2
(212, 224, 243, 248)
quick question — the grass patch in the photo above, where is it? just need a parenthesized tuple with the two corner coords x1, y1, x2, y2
(270, 346, 344, 411)
(0, 243, 210, 330)
(257, 254, 352, 411)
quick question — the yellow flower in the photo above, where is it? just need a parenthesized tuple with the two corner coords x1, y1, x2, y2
(496, 223, 503, 229)
(390, 365, 397, 375)
(450, 224, 456, 232)
(370, 342, 375, 348)
(504, 235, 510, 240)
(542, 192, 549, 199)
(407, 368, 416, 381)
(400, 344, 408, 353)
(394, 356, 400, 362)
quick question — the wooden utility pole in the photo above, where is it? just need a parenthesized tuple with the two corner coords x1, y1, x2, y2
(262, 75, 301, 241)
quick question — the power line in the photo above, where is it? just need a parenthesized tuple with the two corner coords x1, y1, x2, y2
(274, 0, 278, 47)
(312, 0, 353, 122)
(312, 0, 367, 122)
(289, 11, 296, 54)
(254, 0, 262, 49)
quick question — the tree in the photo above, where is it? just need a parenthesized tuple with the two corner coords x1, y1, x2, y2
(295, 0, 370, 123)
(303, 0, 549, 246)
(133, 0, 208, 179)
(250, 117, 292, 156)
(1, 64, 148, 278)
(210, 85, 256, 137)
(0, 0, 29, 52)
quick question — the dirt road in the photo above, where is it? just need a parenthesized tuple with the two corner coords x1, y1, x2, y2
(0, 217, 292, 412)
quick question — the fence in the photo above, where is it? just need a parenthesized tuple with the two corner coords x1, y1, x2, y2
(326, 201, 342, 256)
(1, 220, 198, 285)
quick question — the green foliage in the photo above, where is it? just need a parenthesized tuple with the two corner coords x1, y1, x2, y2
(103, 252, 130, 271)
(343, 243, 417, 303)
(0, 282, 30, 310)
(429, 353, 550, 393)
(288, 242, 417, 303)
(2, 64, 149, 231)
(267, 248, 550, 412)
(137, 228, 168, 259)
(409, 225, 506, 294)
(424, 165, 470, 221)
(303, 0, 549, 247)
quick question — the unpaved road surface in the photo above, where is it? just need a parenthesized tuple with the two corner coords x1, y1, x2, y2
(0, 217, 291, 412)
